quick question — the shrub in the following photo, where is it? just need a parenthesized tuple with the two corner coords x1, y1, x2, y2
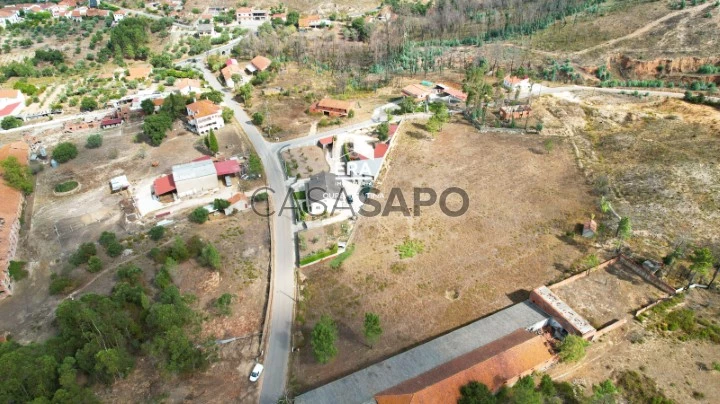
(311, 315, 338, 364)
(53, 142, 78, 163)
(148, 225, 165, 241)
(199, 243, 221, 269)
(213, 198, 230, 210)
(70, 242, 97, 266)
(214, 293, 233, 316)
(252, 111, 265, 126)
(189, 207, 209, 224)
(1, 116, 23, 130)
(49, 274, 73, 295)
(396, 238, 424, 259)
(98, 231, 116, 247)
(106, 240, 124, 257)
(54, 181, 78, 193)
(85, 134, 103, 149)
(1, 156, 33, 193)
(170, 237, 190, 262)
(253, 192, 268, 202)
(186, 235, 205, 257)
(8, 260, 28, 281)
(87, 256, 103, 273)
(557, 335, 589, 362)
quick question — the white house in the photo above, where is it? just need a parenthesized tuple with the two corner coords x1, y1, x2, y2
(236, 7, 252, 23)
(175, 78, 203, 95)
(0, 89, 25, 119)
(0, 9, 21, 26)
(503, 75, 530, 90)
(113, 9, 126, 22)
(186, 99, 224, 134)
(224, 193, 250, 215)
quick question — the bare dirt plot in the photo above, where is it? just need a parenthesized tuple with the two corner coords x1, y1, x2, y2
(292, 119, 597, 391)
(549, 289, 720, 403)
(552, 261, 667, 328)
(282, 145, 329, 178)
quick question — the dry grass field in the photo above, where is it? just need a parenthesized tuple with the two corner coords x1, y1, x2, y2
(292, 118, 597, 391)
(184, 0, 381, 15)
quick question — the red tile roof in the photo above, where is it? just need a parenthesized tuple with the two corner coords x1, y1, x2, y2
(227, 193, 248, 204)
(374, 143, 388, 159)
(214, 160, 240, 176)
(249, 55, 272, 72)
(153, 175, 176, 195)
(318, 136, 334, 146)
(317, 98, 353, 112)
(0, 102, 20, 118)
(376, 329, 555, 403)
(388, 124, 399, 138)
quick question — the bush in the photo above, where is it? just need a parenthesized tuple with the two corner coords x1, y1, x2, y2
(87, 256, 103, 273)
(253, 192, 268, 202)
(189, 207, 209, 224)
(85, 134, 103, 149)
(148, 225, 165, 241)
(252, 112, 265, 126)
(1, 116, 23, 130)
(557, 335, 589, 362)
(1, 156, 33, 193)
(80, 97, 98, 111)
(8, 260, 28, 281)
(54, 181, 78, 193)
(329, 244, 354, 269)
(213, 198, 230, 210)
(170, 237, 190, 262)
(214, 293, 233, 316)
(53, 142, 78, 163)
(98, 231, 117, 248)
(106, 240, 124, 257)
(70, 242, 97, 266)
(300, 244, 338, 266)
(49, 274, 74, 295)
(199, 243, 221, 269)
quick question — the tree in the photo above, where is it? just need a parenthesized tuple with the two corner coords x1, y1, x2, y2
(1, 116, 23, 130)
(53, 142, 78, 163)
(248, 152, 263, 176)
(105, 241, 124, 258)
(98, 231, 116, 248)
(616, 217, 632, 241)
(140, 98, 155, 115)
(221, 107, 234, 123)
(543, 139, 554, 154)
(463, 65, 493, 123)
(252, 111, 265, 126)
(213, 198, 230, 210)
(377, 122, 389, 141)
(0, 156, 33, 193)
(363, 312, 383, 347)
(170, 236, 190, 262)
(399, 96, 416, 114)
(148, 225, 165, 241)
(688, 247, 714, 284)
(199, 243, 221, 269)
(206, 130, 219, 153)
(87, 256, 103, 273)
(510, 375, 542, 404)
(458, 381, 496, 404)
(236, 83, 252, 104)
(286, 10, 299, 26)
(80, 97, 98, 112)
(201, 90, 224, 104)
(70, 242, 97, 266)
(591, 379, 618, 404)
(425, 115, 442, 134)
(85, 134, 103, 149)
(557, 335, 589, 363)
(143, 112, 173, 146)
(311, 315, 338, 364)
(189, 207, 209, 224)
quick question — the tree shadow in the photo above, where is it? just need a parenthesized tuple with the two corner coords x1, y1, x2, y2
(407, 131, 428, 140)
(529, 147, 546, 155)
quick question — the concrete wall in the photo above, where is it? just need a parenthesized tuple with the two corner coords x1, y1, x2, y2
(175, 175, 218, 197)
(549, 257, 620, 290)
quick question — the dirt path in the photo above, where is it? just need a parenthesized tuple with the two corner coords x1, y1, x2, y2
(573, 2, 714, 56)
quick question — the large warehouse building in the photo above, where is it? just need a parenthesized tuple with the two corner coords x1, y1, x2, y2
(172, 159, 219, 197)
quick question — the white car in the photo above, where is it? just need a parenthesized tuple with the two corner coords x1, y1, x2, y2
(249, 363, 264, 382)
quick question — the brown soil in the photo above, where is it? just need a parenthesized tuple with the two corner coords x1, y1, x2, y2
(292, 119, 596, 392)
(282, 145, 329, 178)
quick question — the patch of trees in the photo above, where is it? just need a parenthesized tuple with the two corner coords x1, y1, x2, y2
(142, 93, 190, 146)
(1, 116, 23, 130)
(458, 374, 620, 404)
(109, 17, 150, 60)
(33, 49, 65, 65)
(52, 142, 78, 163)
(0, 254, 211, 402)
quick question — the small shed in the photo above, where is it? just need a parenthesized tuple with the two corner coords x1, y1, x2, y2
(109, 175, 130, 192)
(224, 193, 250, 215)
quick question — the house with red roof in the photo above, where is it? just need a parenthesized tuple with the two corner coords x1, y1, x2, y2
(245, 55, 272, 74)
(0, 89, 24, 119)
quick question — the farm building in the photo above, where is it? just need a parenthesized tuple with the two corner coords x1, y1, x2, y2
(246, 56, 272, 74)
(310, 99, 354, 117)
(172, 159, 219, 197)
(109, 175, 130, 192)
(503, 75, 530, 89)
(529, 286, 596, 340)
(101, 118, 122, 129)
(499, 105, 532, 121)
(402, 83, 432, 100)
(435, 83, 467, 103)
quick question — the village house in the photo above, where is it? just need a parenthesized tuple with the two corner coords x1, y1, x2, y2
(0, 89, 25, 119)
(197, 23, 214, 36)
(271, 12, 286, 22)
(0, 141, 29, 300)
(503, 75, 530, 90)
(220, 59, 244, 88)
(499, 105, 532, 121)
(175, 78, 203, 95)
(435, 83, 468, 103)
(113, 9, 126, 22)
(0, 8, 21, 26)
(186, 99, 224, 134)
(402, 83, 432, 101)
(298, 15, 321, 30)
(306, 171, 349, 215)
(224, 193, 250, 215)
(245, 55, 272, 75)
(310, 98, 354, 117)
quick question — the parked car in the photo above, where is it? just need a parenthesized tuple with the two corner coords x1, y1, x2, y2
(224, 175, 232, 187)
(249, 363, 264, 382)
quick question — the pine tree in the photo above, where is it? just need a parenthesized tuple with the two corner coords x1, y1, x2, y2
(207, 130, 219, 154)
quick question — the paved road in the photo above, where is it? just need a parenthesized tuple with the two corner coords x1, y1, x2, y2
(197, 63, 296, 404)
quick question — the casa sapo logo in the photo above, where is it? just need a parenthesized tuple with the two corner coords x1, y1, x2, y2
(250, 186, 469, 218)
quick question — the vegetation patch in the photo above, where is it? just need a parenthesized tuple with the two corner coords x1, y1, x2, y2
(8, 260, 28, 281)
(300, 244, 339, 266)
(329, 244, 355, 269)
(615, 370, 674, 404)
(54, 180, 78, 193)
(395, 238, 425, 259)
